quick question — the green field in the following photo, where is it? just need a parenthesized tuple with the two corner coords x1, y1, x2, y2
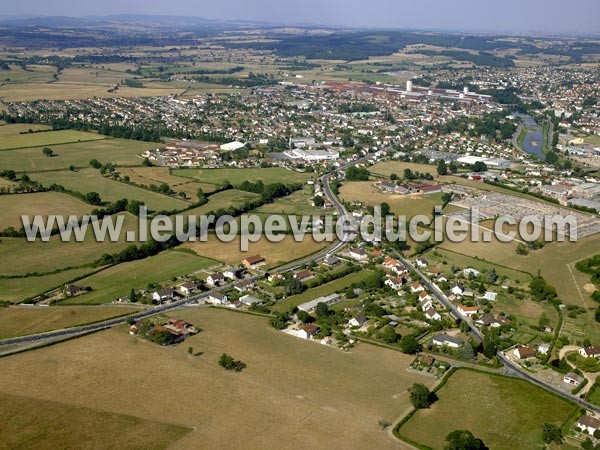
(61, 250, 217, 305)
(30, 169, 189, 212)
(0, 267, 99, 303)
(0, 306, 140, 339)
(0, 392, 190, 450)
(0, 129, 104, 150)
(174, 167, 312, 186)
(0, 123, 51, 136)
(0, 213, 140, 277)
(398, 369, 578, 450)
(1, 138, 158, 172)
(272, 271, 373, 312)
(0, 191, 92, 231)
(183, 189, 260, 216)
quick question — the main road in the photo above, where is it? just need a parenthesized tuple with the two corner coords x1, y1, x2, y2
(0, 163, 356, 348)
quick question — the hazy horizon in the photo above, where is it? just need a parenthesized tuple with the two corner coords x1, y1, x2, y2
(2, 0, 599, 34)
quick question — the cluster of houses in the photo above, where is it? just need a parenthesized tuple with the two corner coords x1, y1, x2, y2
(373, 179, 442, 196)
(129, 318, 198, 345)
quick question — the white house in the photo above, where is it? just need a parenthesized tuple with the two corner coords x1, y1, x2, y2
(349, 248, 368, 262)
(563, 372, 584, 386)
(239, 295, 264, 306)
(415, 258, 428, 268)
(206, 272, 225, 286)
(179, 281, 198, 296)
(385, 277, 404, 290)
(348, 312, 367, 328)
(463, 268, 480, 278)
(432, 333, 464, 348)
(450, 283, 465, 296)
(410, 282, 425, 293)
(576, 415, 600, 435)
(425, 307, 442, 321)
(579, 346, 600, 358)
(152, 288, 175, 303)
(207, 292, 229, 305)
(458, 304, 479, 317)
(298, 324, 320, 340)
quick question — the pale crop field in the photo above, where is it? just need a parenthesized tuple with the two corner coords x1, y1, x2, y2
(0, 138, 158, 172)
(0, 129, 104, 150)
(0, 306, 140, 340)
(0, 191, 92, 230)
(0, 308, 434, 449)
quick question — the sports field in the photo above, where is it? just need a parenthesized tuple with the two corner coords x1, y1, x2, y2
(0, 129, 103, 150)
(60, 250, 217, 305)
(174, 167, 312, 185)
(0, 306, 140, 340)
(0, 191, 92, 230)
(398, 369, 577, 450)
(0, 138, 158, 172)
(30, 169, 189, 212)
(0, 308, 433, 449)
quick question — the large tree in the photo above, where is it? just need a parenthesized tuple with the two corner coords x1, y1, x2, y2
(409, 383, 435, 409)
(445, 430, 488, 450)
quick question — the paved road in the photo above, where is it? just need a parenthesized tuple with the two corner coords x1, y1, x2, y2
(0, 165, 357, 348)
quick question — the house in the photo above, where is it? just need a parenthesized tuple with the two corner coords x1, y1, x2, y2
(419, 291, 432, 302)
(463, 268, 481, 278)
(298, 324, 320, 340)
(576, 415, 600, 435)
(483, 291, 497, 301)
(152, 288, 175, 303)
(450, 283, 465, 296)
(239, 295, 264, 306)
(179, 281, 198, 296)
(320, 336, 334, 346)
(207, 292, 229, 305)
(165, 319, 197, 335)
(385, 277, 404, 290)
(425, 307, 442, 321)
(410, 282, 424, 293)
(242, 255, 266, 269)
(432, 333, 464, 348)
(223, 267, 245, 280)
(349, 248, 368, 261)
(348, 312, 367, 327)
(420, 297, 433, 312)
(64, 284, 85, 296)
(206, 272, 225, 286)
(537, 343, 550, 355)
(415, 258, 428, 268)
(234, 279, 255, 292)
(513, 345, 536, 360)
(579, 346, 600, 358)
(458, 304, 479, 317)
(295, 269, 315, 282)
(297, 293, 340, 312)
(563, 372, 584, 386)
(323, 255, 340, 266)
(475, 313, 502, 328)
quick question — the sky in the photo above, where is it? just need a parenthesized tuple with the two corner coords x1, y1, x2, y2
(4, 0, 600, 34)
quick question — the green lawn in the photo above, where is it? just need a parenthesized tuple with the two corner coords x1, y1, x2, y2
(1, 138, 158, 172)
(398, 369, 578, 450)
(0, 267, 99, 303)
(0, 130, 103, 150)
(272, 271, 373, 312)
(61, 250, 217, 304)
(0, 213, 140, 277)
(30, 169, 189, 212)
(174, 167, 312, 186)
